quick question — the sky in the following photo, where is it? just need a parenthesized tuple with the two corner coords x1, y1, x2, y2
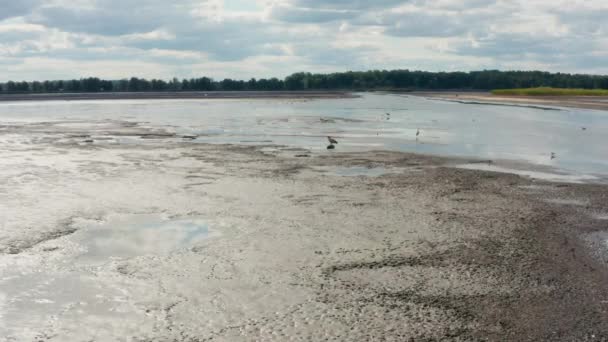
(0, 0, 606, 81)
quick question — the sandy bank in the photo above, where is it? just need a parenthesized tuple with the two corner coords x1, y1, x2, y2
(1, 120, 608, 340)
(0, 91, 356, 102)
(413, 91, 608, 111)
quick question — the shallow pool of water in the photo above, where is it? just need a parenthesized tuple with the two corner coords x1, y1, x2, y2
(1, 93, 608, 177)
(0, 215, 211, 338)
(73, 215, 210, 262)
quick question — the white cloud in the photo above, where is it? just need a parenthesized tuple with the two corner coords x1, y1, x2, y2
(0, 0, 42, 20)
(0, 0, 605, 81)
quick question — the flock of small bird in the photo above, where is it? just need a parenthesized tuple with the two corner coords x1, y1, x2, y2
(324, 113, 585, 162)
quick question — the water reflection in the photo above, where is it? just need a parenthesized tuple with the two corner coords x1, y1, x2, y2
(0, 215, 211, 339)
(74, 215, 209, 261)
(1, 94, 607, 176)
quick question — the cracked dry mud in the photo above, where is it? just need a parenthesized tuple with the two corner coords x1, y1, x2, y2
(1, 120, 608, 341)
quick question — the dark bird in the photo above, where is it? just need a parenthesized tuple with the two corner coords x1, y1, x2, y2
(551, 152, 556, 160)
(582, 127, 587, 131)
(416, 129, 420, 137)
(327, 144, 335, 150)
(327, 136, 338, 144)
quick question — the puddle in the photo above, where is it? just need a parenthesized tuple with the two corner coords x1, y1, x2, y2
(72, 214, 210, 262)
(0, 270, 130, 340)
(0, 214, 212, 339)
(331, 166, 388, 177)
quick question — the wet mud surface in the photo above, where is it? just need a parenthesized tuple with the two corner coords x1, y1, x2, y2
(415, 91, 608, 111)
(1, 120, 608, 341)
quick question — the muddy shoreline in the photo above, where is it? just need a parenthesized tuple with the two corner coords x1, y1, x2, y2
(412, 91, 608, 111)
(1, 120, 608, 340)
(0, 90, 356, 102)
(3, 91, 607, 112)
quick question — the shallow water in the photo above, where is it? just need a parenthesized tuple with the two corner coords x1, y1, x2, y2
(73, 215, 210, 262)
(1, 93, 607, 177)
(0, 215, 210, 338)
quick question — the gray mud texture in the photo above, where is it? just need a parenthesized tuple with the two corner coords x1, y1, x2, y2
(1, 120, 608, 341)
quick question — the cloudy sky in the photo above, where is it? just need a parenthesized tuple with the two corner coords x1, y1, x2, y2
(0, 0, 606, 81)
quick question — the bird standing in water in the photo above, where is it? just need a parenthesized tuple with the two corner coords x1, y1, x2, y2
(416, 129, 420, 141)
(327, 136, 338, 150)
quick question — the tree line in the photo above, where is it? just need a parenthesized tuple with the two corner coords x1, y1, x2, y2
(1, 70, 607, 93)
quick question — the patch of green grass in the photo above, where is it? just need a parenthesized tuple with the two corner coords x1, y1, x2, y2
(492, 87, 608, 96)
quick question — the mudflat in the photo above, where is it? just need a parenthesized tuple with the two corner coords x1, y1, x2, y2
(1, 120, 608, 341)
(414, 91, 608, 111)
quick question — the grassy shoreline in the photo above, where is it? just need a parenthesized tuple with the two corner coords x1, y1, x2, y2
(492, 87, 608, 96)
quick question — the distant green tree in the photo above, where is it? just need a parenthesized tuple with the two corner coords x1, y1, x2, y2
(6, 81, 17, 92)
(151, 79, 168, 91)
(181, 79, 191, 91)
(17, 81, 30, 92)
(2, 70, 608, 94)
(128, 77, 151, 91)
(114, 79, 129, 92)
(169, 78, 180, 91)
(31, 81, 43, 92)
(219, 79, 245, 90)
